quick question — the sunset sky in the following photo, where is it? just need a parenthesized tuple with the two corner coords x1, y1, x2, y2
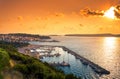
(0, 0, 120, 35)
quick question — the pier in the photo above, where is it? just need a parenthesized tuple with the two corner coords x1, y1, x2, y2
(61, 46, 110, 75)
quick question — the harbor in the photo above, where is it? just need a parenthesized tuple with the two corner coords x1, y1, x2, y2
(18, 45, 110, 78)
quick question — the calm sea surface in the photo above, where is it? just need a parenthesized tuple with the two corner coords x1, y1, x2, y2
(30, 36, 120, 79)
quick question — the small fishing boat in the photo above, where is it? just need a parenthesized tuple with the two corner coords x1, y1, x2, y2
(60, 61, 70, 67)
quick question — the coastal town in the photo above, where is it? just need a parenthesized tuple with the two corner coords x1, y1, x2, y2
(0, 33, 57, 43)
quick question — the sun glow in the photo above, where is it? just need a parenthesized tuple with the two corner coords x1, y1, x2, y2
(104, 7, 116, 19)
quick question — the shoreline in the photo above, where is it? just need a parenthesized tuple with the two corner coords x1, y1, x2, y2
(18, 44, 110, 75)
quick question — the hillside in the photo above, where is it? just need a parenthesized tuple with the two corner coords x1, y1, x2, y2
(0, 48, 10, 79)
(0, 43, 80, 79)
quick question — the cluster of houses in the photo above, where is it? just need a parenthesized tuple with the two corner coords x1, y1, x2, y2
(0, 34, 47, 43)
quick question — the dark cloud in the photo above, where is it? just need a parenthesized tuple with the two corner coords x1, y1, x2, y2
(87, 10, 104, 16)
(80, 8, 104, 16)
(114, 5, 120, 18)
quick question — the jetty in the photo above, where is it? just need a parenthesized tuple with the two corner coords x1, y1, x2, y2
(61, 46, 110, 75)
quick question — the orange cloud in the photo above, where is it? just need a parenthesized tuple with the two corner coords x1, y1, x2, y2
(79, 24, 84, 27)
(55, 13, 64, 17)
(17, 16, 23, 21)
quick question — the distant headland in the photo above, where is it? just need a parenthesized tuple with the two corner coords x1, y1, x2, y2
(65, 33, 120, 37)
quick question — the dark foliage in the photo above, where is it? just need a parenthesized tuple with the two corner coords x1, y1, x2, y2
(0, 41, 29, 48)
(0, 42, 81, 79)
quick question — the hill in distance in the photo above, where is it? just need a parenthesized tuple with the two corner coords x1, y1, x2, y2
(65, 33, 120, 37)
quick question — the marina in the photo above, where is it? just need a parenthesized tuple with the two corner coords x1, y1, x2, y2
(18, 44, 110, 79)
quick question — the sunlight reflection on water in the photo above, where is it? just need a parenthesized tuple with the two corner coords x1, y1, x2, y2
(101, 37, 119, 79)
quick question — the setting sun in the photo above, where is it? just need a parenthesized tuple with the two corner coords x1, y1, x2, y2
(104, 7, 116, 19)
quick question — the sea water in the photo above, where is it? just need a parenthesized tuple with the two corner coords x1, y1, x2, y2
(30, 36, 120, 79)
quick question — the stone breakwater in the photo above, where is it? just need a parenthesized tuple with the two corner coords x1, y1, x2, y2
(61, 46, 110, 75)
